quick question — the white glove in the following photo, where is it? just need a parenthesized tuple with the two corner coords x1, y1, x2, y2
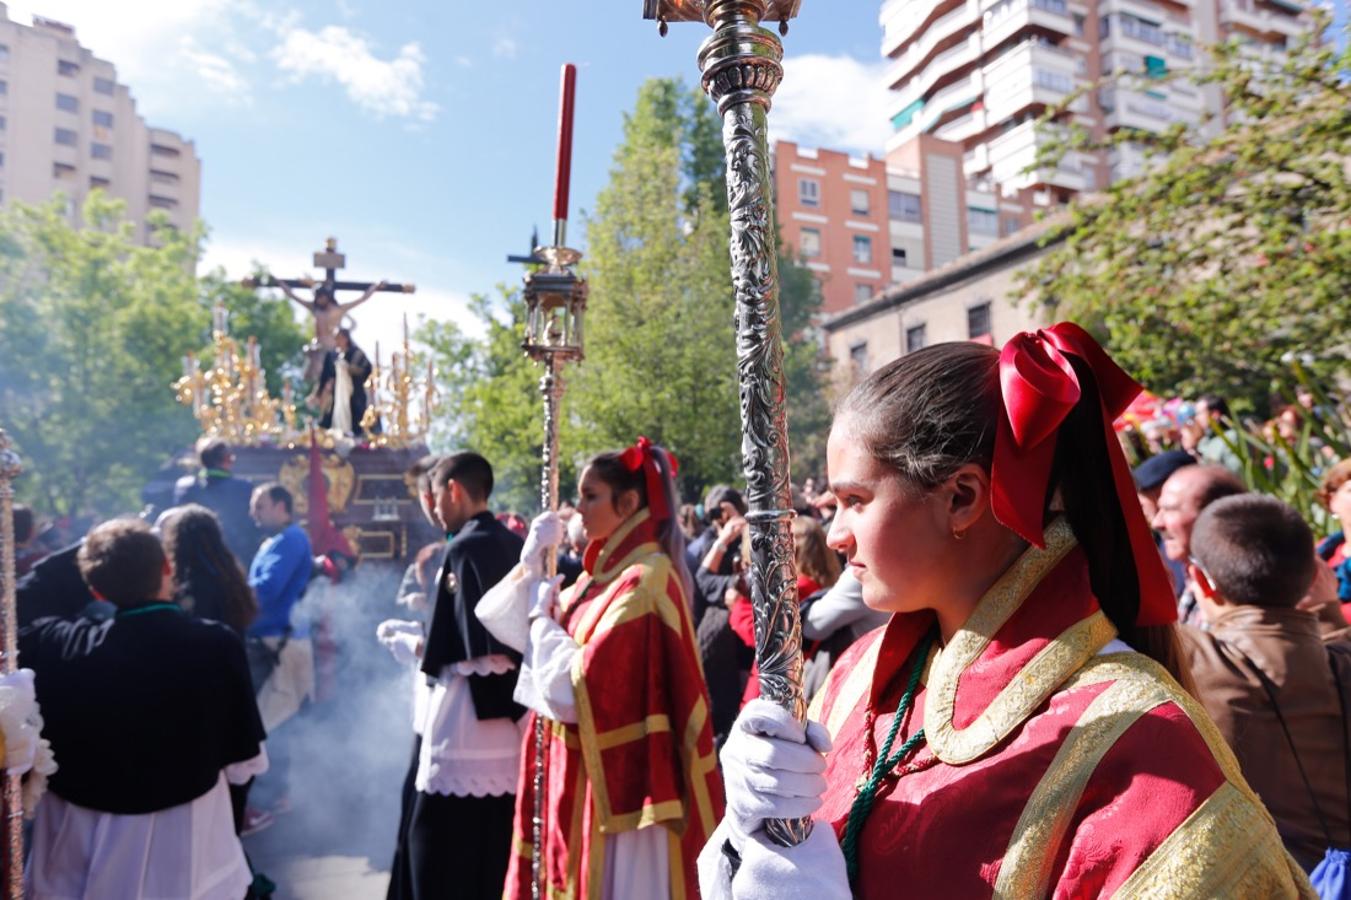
(0, 669, 38, 775)
(697, 818, 850, 900)
(530, 574, 564, 622)
(521, 512, 564, 577)
(376, 619, 424, 666)
(721, 698, 831, 840)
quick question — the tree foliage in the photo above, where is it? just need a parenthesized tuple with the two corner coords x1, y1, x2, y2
(419, 78, 831, 511)
(0, 193, 308, 516)
(1019, 15, 1350, 411)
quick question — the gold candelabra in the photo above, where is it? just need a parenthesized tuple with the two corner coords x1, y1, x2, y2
(174, 304, 289, 445)
(361, 314, 437, 448)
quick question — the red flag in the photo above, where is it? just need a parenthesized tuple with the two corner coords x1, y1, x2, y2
(306, 427, 356, 561)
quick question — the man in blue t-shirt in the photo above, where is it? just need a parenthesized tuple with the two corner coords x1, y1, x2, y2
(245, 482, 314, 830)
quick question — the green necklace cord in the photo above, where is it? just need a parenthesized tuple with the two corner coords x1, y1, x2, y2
(841, 628, 936, 883)
(115, 602, 183, 619)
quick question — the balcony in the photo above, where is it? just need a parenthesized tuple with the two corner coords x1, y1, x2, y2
(984, 40, 1081, 117)
(982, 0, 1074, 49)
(885, 3, 981, 91)
(1222, 0, 1306, 39)
(884, 0, 976, 57)
(888, 32, 983, 111)
(985, 117, 1089, 193)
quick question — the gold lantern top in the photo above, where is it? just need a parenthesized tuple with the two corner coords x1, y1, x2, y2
(521, 245, 587, 364)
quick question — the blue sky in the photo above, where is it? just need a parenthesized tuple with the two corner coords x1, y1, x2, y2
(11, 0, 1346, 356)
(7, 0, 896, 355)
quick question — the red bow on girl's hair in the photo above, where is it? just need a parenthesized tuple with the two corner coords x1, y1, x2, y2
(619, 436, 679, 523)
(993, 323, 1177, 626)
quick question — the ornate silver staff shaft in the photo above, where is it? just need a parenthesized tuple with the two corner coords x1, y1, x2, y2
(0, 430, 24, 898)
(531, 355, 564, 900)
(644, 0, 811, 847)
(519, 62, 588, 900)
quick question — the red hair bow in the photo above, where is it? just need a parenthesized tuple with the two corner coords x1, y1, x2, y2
(993, 323, 1176, 626)
(619, 436, 678, 523)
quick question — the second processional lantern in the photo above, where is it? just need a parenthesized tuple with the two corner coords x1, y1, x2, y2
(521, 246, 587, 364)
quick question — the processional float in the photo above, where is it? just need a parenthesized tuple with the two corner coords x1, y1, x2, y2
(642, 0, 812, 848)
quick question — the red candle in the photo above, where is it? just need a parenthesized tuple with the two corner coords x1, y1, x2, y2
(553, 63, 577, 226)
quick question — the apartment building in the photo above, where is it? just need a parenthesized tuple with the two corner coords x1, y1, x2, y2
(0, 4, 200, 241)
(879, 0, 1307, 203)
(772, 141, 891, 315)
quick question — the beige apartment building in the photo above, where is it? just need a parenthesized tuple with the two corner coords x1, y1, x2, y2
(0, 3, 200, 242)
(879, 0, 1309, 206)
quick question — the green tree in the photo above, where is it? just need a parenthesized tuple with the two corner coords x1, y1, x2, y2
(419, 78, 833, 508)
(0, 193, 206, 515)
(416, 288, 547, 514)
(201, 269, 308, 396)
(1019, 16, 1350, 411)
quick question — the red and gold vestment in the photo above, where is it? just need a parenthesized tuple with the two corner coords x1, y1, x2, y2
(809, 518, 1314, 898)
(505, 510, 724, 899)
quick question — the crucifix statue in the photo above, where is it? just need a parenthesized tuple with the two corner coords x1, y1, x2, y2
(242, 238, 415, 435)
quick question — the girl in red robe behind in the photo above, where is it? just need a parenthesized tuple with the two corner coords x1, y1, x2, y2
(700, 326, 1314, 898)
(496, 438, 723, 900)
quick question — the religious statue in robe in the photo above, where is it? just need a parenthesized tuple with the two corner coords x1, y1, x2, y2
(313, 328, 376, 436)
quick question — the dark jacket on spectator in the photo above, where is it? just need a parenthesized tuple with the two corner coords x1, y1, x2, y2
(174, 471, 262, 567)
(1182, 606, 1351, 870)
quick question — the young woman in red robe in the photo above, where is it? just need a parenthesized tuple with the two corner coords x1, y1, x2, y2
(699, 325, 1314, 898)
(491, 438, 724, 900)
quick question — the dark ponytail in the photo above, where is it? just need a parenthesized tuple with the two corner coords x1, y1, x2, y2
(1049, 357, 1193, 692)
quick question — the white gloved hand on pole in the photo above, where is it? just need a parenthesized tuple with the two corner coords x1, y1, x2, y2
(529, 574, 565, 622)
(521, 511, 564, 577)
(720, 698, 832, 840)
(376, 619, 424, 666)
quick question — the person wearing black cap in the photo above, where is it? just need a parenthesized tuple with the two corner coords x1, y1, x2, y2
(1133, 449, 1198, 598)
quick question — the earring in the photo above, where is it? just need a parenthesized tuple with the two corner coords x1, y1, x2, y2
(952, 528, 967, 541)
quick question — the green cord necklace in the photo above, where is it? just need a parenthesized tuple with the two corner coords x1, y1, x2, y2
(840, 628, 937, 883)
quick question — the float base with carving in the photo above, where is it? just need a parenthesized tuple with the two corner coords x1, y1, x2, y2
(144, 443, 439, 567)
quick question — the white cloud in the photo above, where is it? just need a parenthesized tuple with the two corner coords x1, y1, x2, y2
(272, 25, 439, 122)
(492, 37, 518, 59)
(772, 53, 892, 157)
(179, 36, 252, 103)
(455, 55, 473, 68)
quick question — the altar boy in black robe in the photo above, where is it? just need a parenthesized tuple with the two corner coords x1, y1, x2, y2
(388, 452, 523, 900)
(20, 518, 266, 899)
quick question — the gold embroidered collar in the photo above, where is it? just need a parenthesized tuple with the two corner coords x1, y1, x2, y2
(923, 517, 1118, 764)
(583, 508, 661, 588)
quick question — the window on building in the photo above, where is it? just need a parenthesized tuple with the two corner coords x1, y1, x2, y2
(967, 302, 993, 340)
(800, 228, 822, 258)
(0, 152, 5, 168)
(0, 80, 8, 95)
(849, 342, 868, 377)
(91, 142, 112, 160)
(93, 77, 115, 95)
(90, 176, 110, 189)
(150, 143, 182, 158)
(150, 169, 180, 185)
(889, 190, 922, 223)
(92, 110, 114, 128)
(148, 195, 178, 210)
(968, 207, 999, 235)
(1033, 69, 1074, 93)
(57, 60, 80, 77)
(849, 189, 870, 215)
(52, 162, 76, 180)
(852, 235, 872, 264)
(1001, 215, 1022, 236)
(0, 115, 6, 131)
(56, 93, 79, 112)
(906, 324, 927, 354)
(854, 283, 873, 305)
(1073, 13, 1085, 35)
(0, 44, 9, 61)
(54, 128, 78, 146)
(892, 246, 909, 267)
(1099, 14, 1112, 38)
(798, 178, 820, 208)
(1144, 54, 1168, 78)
